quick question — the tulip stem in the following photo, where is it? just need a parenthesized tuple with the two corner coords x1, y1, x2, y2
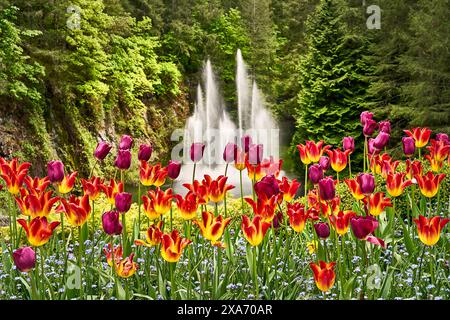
(138, 182, 142, 232)
(240, 170, 244, 215)
(224, 163, 228, 177)
(78, 226, 84, 299)
(169, 180, 173, 230)
(89, 159, 98, 179)
(192, 163, 196, 184)
(110, 236, 117, 295)
(304, 164, 308, 207)
(363, 137, 367, 172)
(415, 244, 426, 289)
(252, 167, 256, 201)
(348, 154, 352, 178)
(39, 247, 46, 300)
(91, 200, 95, 241)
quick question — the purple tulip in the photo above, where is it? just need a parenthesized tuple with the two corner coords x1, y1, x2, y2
(115, 192, 132, 213)
(47, 160, 65, 183)
(436, 133, 449, 145)
(272, 211, 283, 230)
(241, 135, 253, 153)
(94, 141, 112, 161)
(13, 247, 36, 272)
(351, 216, 378, 239)
(402, 137, 415, 156)
(248, 144, 263, 165)
(114, 149, 132, 170)
(379, 121, 391, 134)
(368, 138, 377, 155)
(119, 135, 133, 150)
(190, 143, 205, 162)
(314, 222, 330, 239)
(319, 156, 330, 171)
(363, 118, 378, 137)
(360, 111, 374, 125)
(254, 175, 279, 199)
(357, 173, 375, 195)
(308, 164, 323, 184)
(342, 137, 355, 153)
(168, 160, 181, 180)
(318, 177, 335, 201)
(373, 132, 390, 150)
(223, 143, 238, 163)
(102, 211, 123, 235)
(138, 144, 153, 161)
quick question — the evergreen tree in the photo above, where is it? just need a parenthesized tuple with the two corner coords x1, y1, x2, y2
(292, 0, 370, 157)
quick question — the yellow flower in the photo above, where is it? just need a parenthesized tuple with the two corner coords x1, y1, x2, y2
(307, 240, 318, 254)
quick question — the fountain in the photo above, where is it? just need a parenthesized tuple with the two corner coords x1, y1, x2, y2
(175, 50, 281, 196)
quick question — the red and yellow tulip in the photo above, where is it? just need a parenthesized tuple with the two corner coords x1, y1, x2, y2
(405, 159, 423, 180)
(103, 244, 123, 267)
(24, 176, 50, 193)
(142, 188, 173, 220)
(202, 175, 234, 203)
(134, 221, 164, 247)
(415, 171, 446, 198)
(58, 194, 91, 227)
(368, 153, 391, 175)
(244, 194, 278, 222)
(193, 211, 231, 247)
(234, 147, 246, 171)
(310, 261, 336, 292)
(139, 161, 168, 187)
(58, 172, 77, 194)
(101, 179, 124, 205)
(329, 210, 356, 235)
(386, 173, 412, 197)
(245, 159, 270, 182)
(404, 127, 432, 148)
(0, 158, 31, 195)
(15, 189, 59, 218)
(287, 202, 313, 233)
(17, 217, 60, 247)
(381, 158, 400, 179)
(297, 140, 330, 165)
(413, 215, 450, 246)
(160, 229, 192, 263)
(261, 157, 283, 178)
(116, 253, 138, 278)
(175, 192, 198, 220)
(344, 178, 365, 201)
(279, 176, 300, 202)
(426, 139, 450, 163)
(81, 176, 104, 201)
(241, 215, 271, 246)
(362, 192, 392, 216)
(326, 148, 351, 173)
(183, 180, 209, 204)
(425, 155, 443, 173)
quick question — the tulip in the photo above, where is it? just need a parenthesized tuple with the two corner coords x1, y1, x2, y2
(58, 194, 91, 226)
(135, 221, 164, 247)
(402, 137, 415, 157)
(426, 139, 450, 163)
(279, 177, 300, 202)
(58, 171, 77, 194)
(194, 211, 232, 247)
(167, 160, 181, 180)
(119, 135, 133, 150)
(287, 202, 312, 233)
(47, 160, 65, 183)
(369, 153, 390, 174)
(202, 175, 235, 203)
(116, 253, 138, 278)
(102, 211, 123, 235)
(142, 188, 173, 220)
(94, 141, 112, 161)
(386, 173, 412, 197)
(183, 180, 209, 205)
(319, 156, 330, 171)
(413, 215, 450, 246)
(415, 171, 446, 198)
(314, 222, 330, 239)
(254, 174, 279, 199)
(245, 192, 278, 221)
(175, 192, 199, 220)
(342, 137, 355, 153)
(234, 147, 246, 171)
(190, 143, 205, 162)
(160, 229, 192, 263)
(241, 215, 271, 246)
(329, 211, 356, 236)
(360, 111, 373, 125)
(81, 176, 104, 201)
(357, 173, 375, 195)
(104, 244, 123, 266)
(140, 162, 168, 187)
(405, 159, 423, 180)
(13, 247, 36, 272)
(17, 217, 60, 247)
(310, 261, 336, 292)
(241, 135, 252, 153)
(296, 143, 311, 165)
(15, 189, 59, 218)
(381, 158, 400, 180)
(372, 132, 390, 150)
(350, 216, 385, 247)
(425, 155, 443, 173)
(0, 158, 31, 195)
(318, 177, 335, 201)
(404, 127, 432, 148)
(308, 164, 323, 184)
(115, 192, 132, 213)
(306, 140, 330, 163)
(363, 118, 378, 137)
(362, 192, 392, 216)
(223, 143, 238, 163)
(326, 148, 351, 173)
(24, 176, 50, 193)
(262, 157, 283, 177)
(368, 138, 377, 155)
(248, 144, 263, 165)
(138, 144, 153, 161)
(379, 120, 391, 133)
(344, 178, 365, 201)
(114, 149, 132, 170)
(245, 159, 270, 182)
(100, 179, 124, 205)
(436, 133, 449, 144)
